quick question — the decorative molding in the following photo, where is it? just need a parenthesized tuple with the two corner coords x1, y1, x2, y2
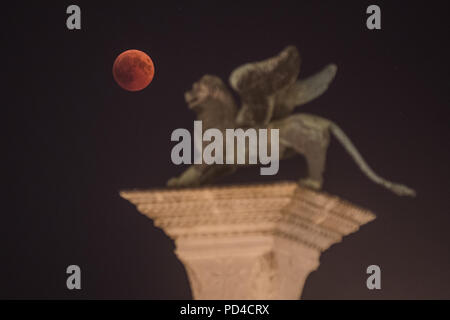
(120, 182, 375, 299)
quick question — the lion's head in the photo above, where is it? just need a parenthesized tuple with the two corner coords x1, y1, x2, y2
(184, 75, 238, 129)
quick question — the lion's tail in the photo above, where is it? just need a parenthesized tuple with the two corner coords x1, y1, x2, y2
(329, 122, 416, 197)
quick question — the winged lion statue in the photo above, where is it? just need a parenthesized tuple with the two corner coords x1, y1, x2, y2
(167, 46, 416, 197)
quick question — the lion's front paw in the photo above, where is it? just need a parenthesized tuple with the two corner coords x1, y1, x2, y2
(167, 176, 199, 188)
(167, 177, 181, 188)
(298, 178, 323, 191)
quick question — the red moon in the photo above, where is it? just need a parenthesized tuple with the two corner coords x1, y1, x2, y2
(113, 49, 154, 91)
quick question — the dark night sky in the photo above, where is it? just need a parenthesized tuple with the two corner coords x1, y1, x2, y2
(2, 1, 450, 299)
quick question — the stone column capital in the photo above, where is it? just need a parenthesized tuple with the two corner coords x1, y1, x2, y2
(121, 182, 375, 299)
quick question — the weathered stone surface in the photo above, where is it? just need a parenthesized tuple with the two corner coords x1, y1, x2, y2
(168, 45, 416, 197)
(120, 182, 375, 299)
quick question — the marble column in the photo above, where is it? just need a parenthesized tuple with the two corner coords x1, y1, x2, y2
(120, 182, 375, 299)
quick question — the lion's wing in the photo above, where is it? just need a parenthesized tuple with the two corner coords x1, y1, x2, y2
(272, 64, 337, 119)
(229, 46, 301, 126)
